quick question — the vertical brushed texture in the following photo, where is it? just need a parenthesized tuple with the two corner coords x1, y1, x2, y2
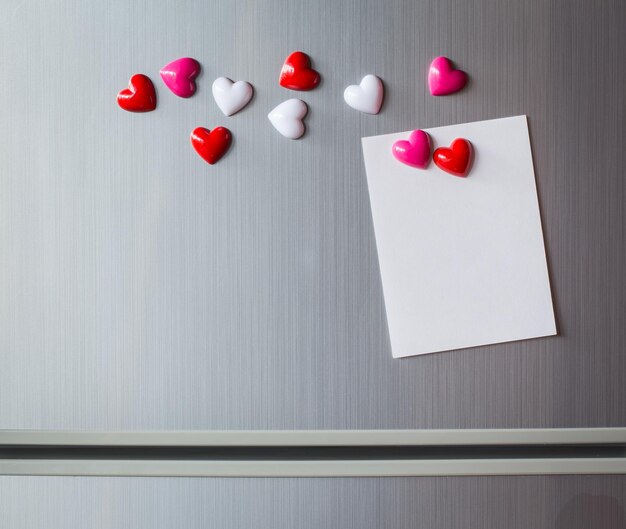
(0, 476, 625, 529)
(0, 0, 625, 430)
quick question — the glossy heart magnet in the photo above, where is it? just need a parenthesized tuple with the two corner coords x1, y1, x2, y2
(279, 51, 320, 91)
(428, 56, 468, 96)
(160, 57, 201, 98)
(344, 74, 384, 115)
(190, 126, 232, 165)
(212, 77, 254, 116)
(433, 138, 473, 177)
(392, 130, 432, 169)
(268, 99, 308, 139)
(117, 74, 157, 112)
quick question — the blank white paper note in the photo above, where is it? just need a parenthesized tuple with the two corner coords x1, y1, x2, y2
(362, 116, 556, 357)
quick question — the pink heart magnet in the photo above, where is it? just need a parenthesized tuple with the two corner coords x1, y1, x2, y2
(428, 56, 468, 96)
(160, 57, 201, 98)
(392, 130, 432, 169)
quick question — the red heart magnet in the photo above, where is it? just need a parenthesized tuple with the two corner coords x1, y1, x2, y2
(433, 138, 473, 177)
(190, 126, 232, 165)
(117, 74, 157, 112)
(279, 51, 321, 91)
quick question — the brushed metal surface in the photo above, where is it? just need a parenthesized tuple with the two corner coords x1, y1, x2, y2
(4, 428, 626, 446)
(0, 476, 625, 529)
(5, 458, 626, 477)
(1, 0, 625, 430)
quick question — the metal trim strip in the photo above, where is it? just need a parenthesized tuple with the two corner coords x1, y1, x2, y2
(1, 458, 625, 477)
(1, 428, 625, 447)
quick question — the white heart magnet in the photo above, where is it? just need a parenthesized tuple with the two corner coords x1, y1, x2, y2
(343, 74, 384, 115)
(212, 77, 254, 116)
(267, 99, 308, 139)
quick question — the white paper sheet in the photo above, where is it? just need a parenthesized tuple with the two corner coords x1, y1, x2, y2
(362, 116, 556, 357)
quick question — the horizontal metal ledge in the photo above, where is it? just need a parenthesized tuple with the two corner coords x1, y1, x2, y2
(2, 458, 626, 477)
(1, 429, 624, 476)
(2, 428, 625, 447)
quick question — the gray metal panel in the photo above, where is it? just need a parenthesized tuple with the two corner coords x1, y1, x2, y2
(4, 458, 626, 478)
(1, 0, 625, 431)
(2, 428, 626, 446)
(0, 476, 625, 529)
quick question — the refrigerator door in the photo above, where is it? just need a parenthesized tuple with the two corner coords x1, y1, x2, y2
(1, 475, 625, 529)
(0, 0, 624, 432)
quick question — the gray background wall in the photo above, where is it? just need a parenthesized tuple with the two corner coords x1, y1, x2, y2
(0, 0, 624, 431)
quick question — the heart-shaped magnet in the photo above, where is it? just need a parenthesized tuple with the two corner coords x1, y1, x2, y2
(433, 138, 473, 177)
(268, 99, 308, 139)
(344, 74, 384, 114)
(392, 130, 432, 169)
(428, 56, 468, 96)
(190, 126, 232, 165)
(279, 51, 320, 91)
(117, 74, 157, 112)
(212, 77, 254, 116)
(160, 57, 201, 98)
